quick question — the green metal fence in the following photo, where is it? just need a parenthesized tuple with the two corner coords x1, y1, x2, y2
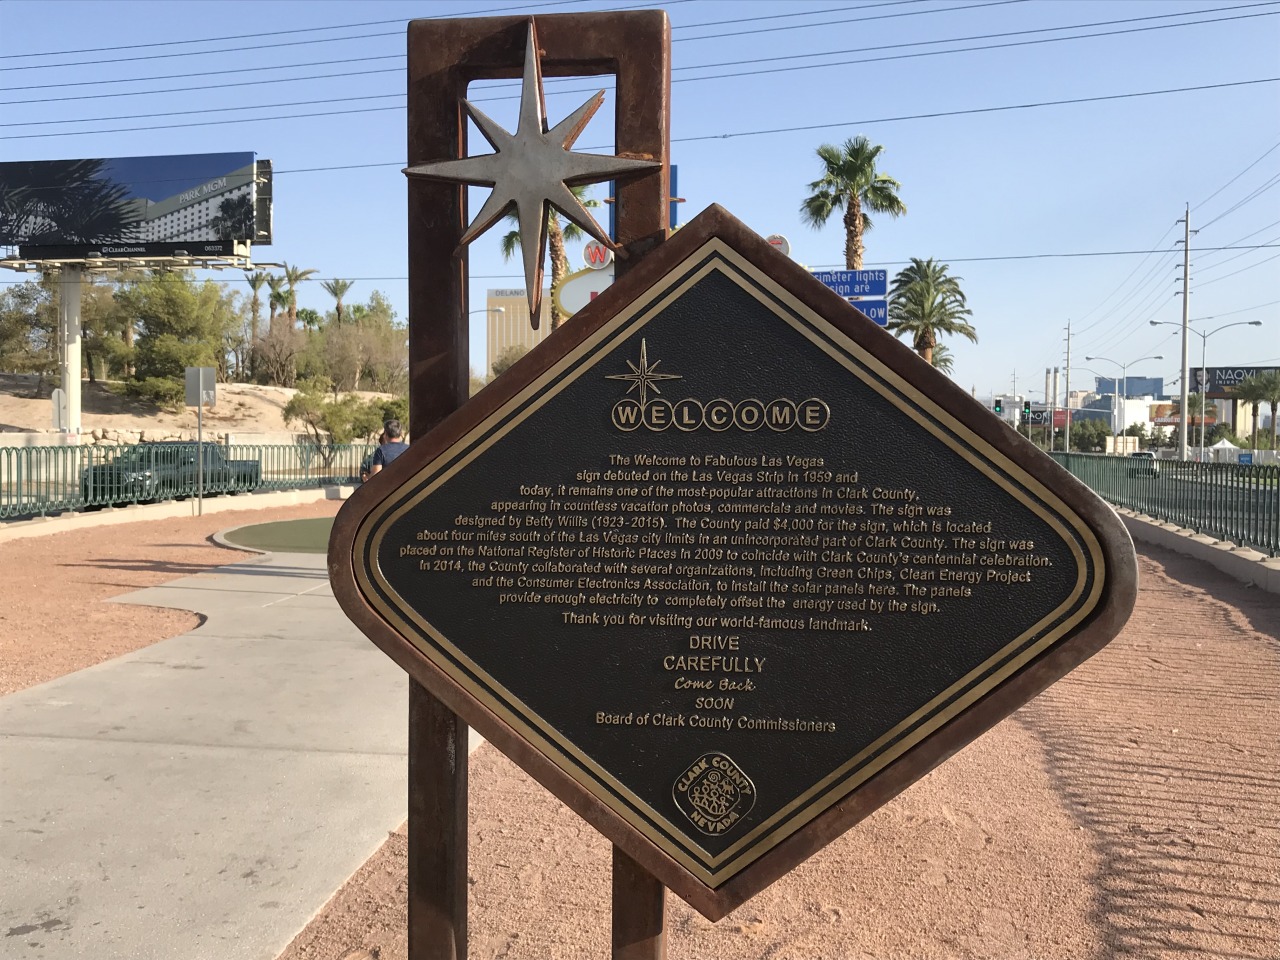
(1051, 452, 1280, 556)
(0, 441, 375, 520)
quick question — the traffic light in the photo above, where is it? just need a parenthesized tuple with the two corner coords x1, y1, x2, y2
(994, 398, 1003, 415)
(1022, 400, 1032, 418)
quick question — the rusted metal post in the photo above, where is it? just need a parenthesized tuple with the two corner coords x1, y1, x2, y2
(612, 846, 667, 960)
(408, 681, 469, 959)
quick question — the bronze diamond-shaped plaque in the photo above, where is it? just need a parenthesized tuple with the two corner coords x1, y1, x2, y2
(330, 204, 1136, 920)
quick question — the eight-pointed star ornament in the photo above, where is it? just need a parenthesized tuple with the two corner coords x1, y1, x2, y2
(403, 19, 660, 327)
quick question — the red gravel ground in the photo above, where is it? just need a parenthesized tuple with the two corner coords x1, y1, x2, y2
(2, 513, 1275, 959)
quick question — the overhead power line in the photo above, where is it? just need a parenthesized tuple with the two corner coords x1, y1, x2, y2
(2, 70, 1275, 144)
(1193, 139, 1280, 211)
(1, 2, 1269, 105)
(1198, 173, 1280, 231)
(0, 0, 959, 75)
(3, 244, 1279, 286)
(0, 0, 609, 60)
(0, 0, 1012, 97)
(1197, 249, 1280, 286)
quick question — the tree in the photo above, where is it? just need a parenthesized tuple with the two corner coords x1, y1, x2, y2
(81, 278, 131, 382)
(500, 187, 599, 330)
(886, 258, 976, 364)
(266, 275, 288, 334)
(321, 279, 355, 326)
(284, 376, 389, 465)
(930, 342, 954, 375)
(297, 307, 323, 331)
(244, 271, 269, 376)
(282, 263, 317, 328)
(1232, 375, 1267, 449)
(1244, 370, 1280, 449)
(491, 344, 529, 378)
(800, 136, 906, 269)
(0, 276, 58, 393)
(1071, 418, 1111, 452)
(114, 271, 240, 382)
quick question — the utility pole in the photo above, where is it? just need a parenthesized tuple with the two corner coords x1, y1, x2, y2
(1063, 320, 1072, 453)
(1177, 205, 1191, 460)
(1051, 367, 1060, 451)
(1043, 368, 1051, 448)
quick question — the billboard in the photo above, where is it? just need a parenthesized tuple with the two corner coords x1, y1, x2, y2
(1191, 366, 1280, 399)
(0, 152, 271, 259)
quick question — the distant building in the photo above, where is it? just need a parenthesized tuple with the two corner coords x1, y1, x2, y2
(485, 289, 552, 377)
(1096, 375, 1163, 399)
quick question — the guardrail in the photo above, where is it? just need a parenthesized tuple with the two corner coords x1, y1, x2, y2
(1051, 452, 1280, 557)
(0, 441, 374, 520)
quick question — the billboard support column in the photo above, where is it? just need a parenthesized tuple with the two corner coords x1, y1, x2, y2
(59, 266, 83, 436)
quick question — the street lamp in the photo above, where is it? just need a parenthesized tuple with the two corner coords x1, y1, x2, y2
(1085, 354, 1163, 446)
(1151, 319, 1263, 457)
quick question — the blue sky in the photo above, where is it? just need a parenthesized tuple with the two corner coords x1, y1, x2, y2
(2, 0, 1277, 396)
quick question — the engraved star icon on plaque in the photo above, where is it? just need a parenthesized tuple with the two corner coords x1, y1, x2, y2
(605, 338, 681, 407)
(403, 20, 660, 327)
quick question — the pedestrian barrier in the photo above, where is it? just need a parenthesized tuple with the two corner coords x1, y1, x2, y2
(0, 441, 374, 520)
(1051, 452, 1280, 557)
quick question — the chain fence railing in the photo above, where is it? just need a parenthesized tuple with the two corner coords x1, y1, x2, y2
(0, 441, 375, 520)
(1051, 452, 1280, 556)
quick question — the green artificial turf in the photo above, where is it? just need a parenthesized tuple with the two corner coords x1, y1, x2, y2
(221, 517, 334, 554)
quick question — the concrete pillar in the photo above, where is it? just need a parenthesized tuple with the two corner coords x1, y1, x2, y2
(59, 265, 83, 435)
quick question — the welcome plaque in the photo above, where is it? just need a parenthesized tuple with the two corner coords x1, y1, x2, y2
(330, 205, 1136, 919)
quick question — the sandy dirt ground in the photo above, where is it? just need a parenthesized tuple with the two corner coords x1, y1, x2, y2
(2, 513, 1275, 959)
(0, 373, 392, 437)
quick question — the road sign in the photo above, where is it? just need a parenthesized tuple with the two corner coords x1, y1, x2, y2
(583, 239, 613, 270)
(184, 366, 215, 408)
(849, 298, 887, 325)
(331, 204, 1136, 919)
(811, 269, 887, 298)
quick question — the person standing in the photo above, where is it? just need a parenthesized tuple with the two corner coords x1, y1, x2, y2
(369, 420, 409, 476)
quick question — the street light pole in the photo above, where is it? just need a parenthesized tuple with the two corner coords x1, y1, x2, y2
(1152, 318, 1263, 458)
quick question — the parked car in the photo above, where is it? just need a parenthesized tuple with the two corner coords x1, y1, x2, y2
(82, 442, 262, 506)
(1127, 450, 1160, 477)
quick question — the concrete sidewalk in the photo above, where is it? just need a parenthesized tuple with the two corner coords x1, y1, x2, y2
(0, 550, 478, 959)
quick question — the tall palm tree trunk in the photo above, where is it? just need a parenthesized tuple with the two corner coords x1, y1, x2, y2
(842, 196, 864, 270)
(548, 220, 569, 329)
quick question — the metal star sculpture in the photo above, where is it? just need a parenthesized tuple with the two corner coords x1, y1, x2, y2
(403, 20, 659, 327)
(606, 339, 681, 407)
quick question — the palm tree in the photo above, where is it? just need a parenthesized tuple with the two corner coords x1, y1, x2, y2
(321, 279, 355, 326)
(282, 263, 317, 328)
(244, 271, 268, 340)
(1232, 375, 1268, 449)
(1246, 370, 1280, 449)
(500, 187, 600, 330)
(886, 258, 976, 364)
(930, 342, 955, 375)
(266, 275, 288, 335)
(800, 136, 906, 269)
